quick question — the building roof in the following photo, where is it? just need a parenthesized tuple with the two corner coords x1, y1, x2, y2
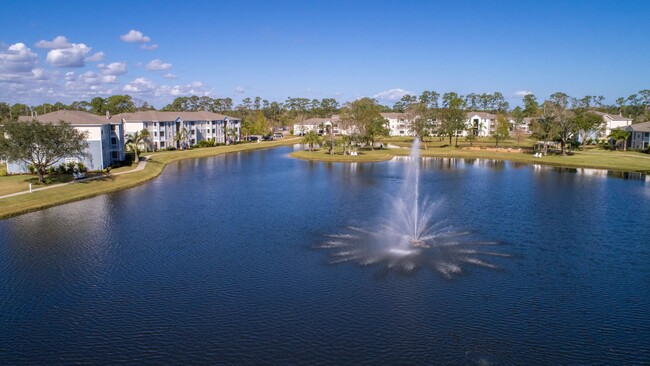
(17, 110, 117, 125)
(466, 111, 498, 119)
(626, 121, 650, 132)
(590, 111, 632, 121)
(119, 111, 236, 122)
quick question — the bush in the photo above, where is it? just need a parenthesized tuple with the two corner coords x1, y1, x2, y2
(165, 146, 177, 151)
(47, 166, 57, 175)
(27, 164, 36, 174)
(196, 138, 217, 148)
(77, 162, 86, 172)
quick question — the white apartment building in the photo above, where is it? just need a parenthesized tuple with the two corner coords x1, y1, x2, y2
(119, 111, 240, 150)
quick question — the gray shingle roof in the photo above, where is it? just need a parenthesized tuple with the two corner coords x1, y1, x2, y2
(119, 111, 236, 122)
(626, 121, 650, 132)
(17, 110, 117, 125)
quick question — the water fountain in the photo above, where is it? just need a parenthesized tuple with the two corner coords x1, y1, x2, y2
(318, 137, 510, 278)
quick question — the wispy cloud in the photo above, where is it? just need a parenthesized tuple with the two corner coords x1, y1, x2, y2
(35, 35, 72, 49)
(145, 59, 171, 71)
(120, 29, 151, 43)
(140, 44, 159, 51)
(514, 90, 533, 97)
(372, 88, 413, 103)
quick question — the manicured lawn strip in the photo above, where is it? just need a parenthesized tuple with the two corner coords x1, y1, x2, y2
(0, 138, 300, 220)
(391, 146, 650, 173)
(289, 149, 393, 163)
(289, 141, 650, 174)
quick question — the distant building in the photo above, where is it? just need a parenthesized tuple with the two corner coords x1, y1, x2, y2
(380, 113, 413, 136)
(625, 122, 650, 149)
(8, 110, 125, 173)
(592, 111, 633, 138)
(119, 111, 240, 150)
(293, 116, 341, 136)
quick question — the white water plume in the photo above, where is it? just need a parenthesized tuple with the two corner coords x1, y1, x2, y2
(318, 137, 509, 278)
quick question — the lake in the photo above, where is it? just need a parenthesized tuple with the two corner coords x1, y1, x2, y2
(1, 146, 648, 365)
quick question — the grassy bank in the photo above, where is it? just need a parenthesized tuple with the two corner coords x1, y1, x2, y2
(290, 148, 393, 162)
(290, 137, 650, 174)
(0, 138, 300, 220)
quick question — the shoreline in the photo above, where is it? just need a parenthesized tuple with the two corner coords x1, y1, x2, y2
(289, 146, 650, 175)
(2, 139, 648, 220)
(0, 138, 301, 220)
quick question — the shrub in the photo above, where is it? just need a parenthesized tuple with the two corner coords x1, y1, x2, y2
(165, 146, 177, 151)
(58, 163, 68, 174)
(27, 164, 36, 174)
(47, 166, 57, 175)
(77, 162, 86, 172)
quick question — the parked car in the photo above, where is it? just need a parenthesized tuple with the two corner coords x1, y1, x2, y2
(273, 133, 283, 139)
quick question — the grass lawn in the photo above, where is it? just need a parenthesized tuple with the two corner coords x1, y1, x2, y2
(291, 136, 650, 174)
(290, 148, 393, 163)
(0, 137, 300, 220)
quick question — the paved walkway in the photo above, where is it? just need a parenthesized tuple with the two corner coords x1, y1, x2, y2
(0, 158, 150, 200)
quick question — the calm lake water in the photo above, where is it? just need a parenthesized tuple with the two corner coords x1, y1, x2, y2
(1, 146, 649, 365)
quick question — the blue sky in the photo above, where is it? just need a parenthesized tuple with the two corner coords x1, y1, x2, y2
(1, 0, 648, 107)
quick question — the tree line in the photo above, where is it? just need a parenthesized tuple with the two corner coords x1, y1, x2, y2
(2, 89, 649, 122)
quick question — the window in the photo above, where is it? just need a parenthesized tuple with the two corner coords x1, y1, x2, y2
(111, 152, 118, 159)
(645, 132, 649, 138)
(111, 137, 117, 145)
(160, 141, 165, 148)
(111, 124, 116, 131)
(154, 131, 158, 137)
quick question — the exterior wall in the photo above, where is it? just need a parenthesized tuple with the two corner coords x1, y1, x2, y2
(133, 118, 240, 150)
(466, 115, 494, 137)
(124, 121, 144, 135)
(293, 124, 319, 135)
(603, 116, 632, 138)
(628, 130, 650, 149)
(386, 117, 410, 136)
(6, 139, 104, 174)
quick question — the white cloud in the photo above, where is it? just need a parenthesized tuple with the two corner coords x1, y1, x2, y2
(235, 86, 245, 94)
(123, 77, 156, 93)
(98, 62, 128, 76)
(156, 81, 209, 97)
(45, 43, 91, 67)
(514, 90, 533, 97)
(85, 51, 105, 62)
(372, 88, 413, 103)
(0, 43, 39, 74)
(162, 72, 177, 79)
(140, 44, 159, 51)
(145, 59, 171, 71)
(120, 30, 151, 43)
(35, 35, 72, 49)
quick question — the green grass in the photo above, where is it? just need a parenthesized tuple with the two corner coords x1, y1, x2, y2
(290, 148, 393, 163)
(0, 137, 301, 220)
(290, 137, 650, 174)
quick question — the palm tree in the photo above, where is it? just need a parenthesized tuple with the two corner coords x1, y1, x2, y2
(302, 130, 321, 152)
(139, 129, 151, 152)
(174, 128, 189, 149)
(126, 131, 145, 162)
(609, 129, 630, 151)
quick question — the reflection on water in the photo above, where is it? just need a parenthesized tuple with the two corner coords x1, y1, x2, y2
(0, 147, 648, 365)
